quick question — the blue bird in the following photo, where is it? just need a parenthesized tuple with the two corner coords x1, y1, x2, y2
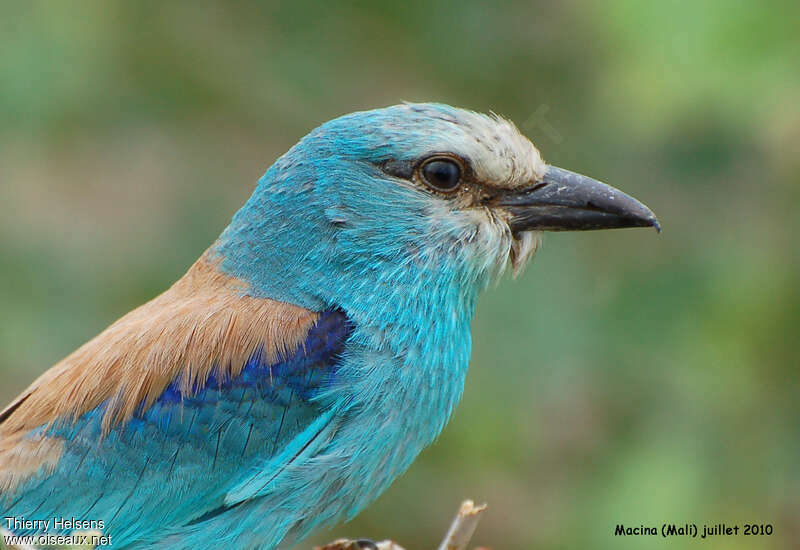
(0, 103, 658, 549)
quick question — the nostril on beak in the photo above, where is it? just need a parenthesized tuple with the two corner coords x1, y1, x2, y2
(530, 182, 548, 192)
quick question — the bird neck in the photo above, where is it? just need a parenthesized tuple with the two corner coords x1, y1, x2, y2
(213, 208, 482, 435)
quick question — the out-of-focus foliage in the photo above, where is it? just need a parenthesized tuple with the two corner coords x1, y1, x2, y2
(0, 2, 797, 549)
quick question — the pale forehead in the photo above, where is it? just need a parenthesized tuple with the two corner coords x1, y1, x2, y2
(400, 104, 547, 188)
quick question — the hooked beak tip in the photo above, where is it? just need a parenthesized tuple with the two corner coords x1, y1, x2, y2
(652, 218, 662, 233)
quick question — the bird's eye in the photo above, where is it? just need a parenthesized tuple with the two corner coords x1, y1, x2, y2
(419, 157, 463, 192)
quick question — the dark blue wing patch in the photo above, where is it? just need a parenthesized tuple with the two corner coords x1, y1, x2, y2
(153, 309, 352, 406)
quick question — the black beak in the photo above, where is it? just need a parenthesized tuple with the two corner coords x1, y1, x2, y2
(497, 165, 660, 233)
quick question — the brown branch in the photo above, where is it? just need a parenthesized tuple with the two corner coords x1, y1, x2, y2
(315, 499, 488, 550)
(436, 500, 488, 550)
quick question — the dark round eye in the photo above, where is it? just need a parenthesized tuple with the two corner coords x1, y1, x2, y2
(420, 157, 462, 192)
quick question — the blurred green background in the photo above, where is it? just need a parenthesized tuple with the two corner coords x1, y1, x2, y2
(0, 1, 797, 549)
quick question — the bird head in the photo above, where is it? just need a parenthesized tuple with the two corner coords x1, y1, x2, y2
(214, 103, 659, 313)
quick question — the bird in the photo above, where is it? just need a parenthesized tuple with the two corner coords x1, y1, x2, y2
(0, 103, 659, 549)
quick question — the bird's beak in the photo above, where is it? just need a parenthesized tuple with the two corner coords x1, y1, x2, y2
(497, 165, 660, 233)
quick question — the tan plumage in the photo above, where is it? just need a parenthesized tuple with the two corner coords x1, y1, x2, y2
(0, 249, 317, 492)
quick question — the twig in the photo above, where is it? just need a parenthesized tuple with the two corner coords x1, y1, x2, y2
(315, 499, 488, 550)
(436, 500, 488, 550)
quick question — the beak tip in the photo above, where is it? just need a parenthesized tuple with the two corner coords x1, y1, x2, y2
(643, 204, 660, 233)
(653, 219, 662, 233)
(630, 199, 660, 233)
(644, 212, 661, 233)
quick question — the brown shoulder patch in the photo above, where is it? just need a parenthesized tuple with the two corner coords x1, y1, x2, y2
(0, 250, 319, 442)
